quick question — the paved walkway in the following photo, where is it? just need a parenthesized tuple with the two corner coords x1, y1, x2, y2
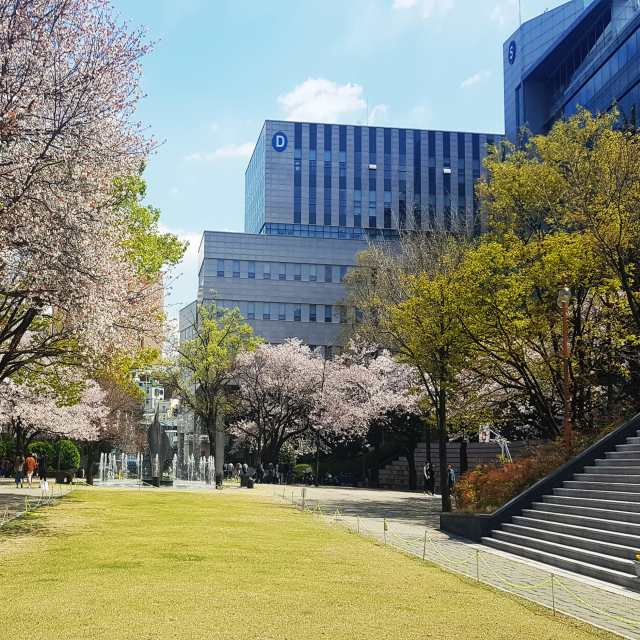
(0, 478, 70, 523)
(265, 485, 640, 640)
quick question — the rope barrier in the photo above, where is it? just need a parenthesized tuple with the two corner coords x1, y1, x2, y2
(552, 576, 640, 627)
(281, 491, 640, 631)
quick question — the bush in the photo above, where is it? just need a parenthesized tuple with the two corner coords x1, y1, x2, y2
(51, 440, 80, 472)
(277, 442, 296, 466)
(452, 450, 564, 513)
(28, 442, 55, 467)
(292, 463, 311, 479)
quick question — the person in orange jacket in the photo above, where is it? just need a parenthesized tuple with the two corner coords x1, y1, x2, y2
(25, 452, 37, 488)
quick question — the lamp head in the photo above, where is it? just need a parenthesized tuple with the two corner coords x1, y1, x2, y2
(557, 285, 571, 309)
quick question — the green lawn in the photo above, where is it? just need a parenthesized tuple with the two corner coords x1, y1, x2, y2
(0, 488, 616, 640)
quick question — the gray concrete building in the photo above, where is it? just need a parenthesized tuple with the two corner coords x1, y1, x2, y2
(180, 121, 499, 348)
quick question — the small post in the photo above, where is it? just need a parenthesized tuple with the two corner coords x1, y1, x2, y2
(551, 574, 555, 616)
(423, 530, 427, 560)
(476, 551, 479, 582)
(383, 519, 387, 544)
(357, 515, 360, 534)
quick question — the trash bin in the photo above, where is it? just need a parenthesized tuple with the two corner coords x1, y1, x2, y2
(247, 478, 254, 489)
(152, 476, 160, 488)
(55, 471, 71, 484)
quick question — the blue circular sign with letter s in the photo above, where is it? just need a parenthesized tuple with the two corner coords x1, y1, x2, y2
(508, 40, 517, 65)
(272, 132, 288, 152)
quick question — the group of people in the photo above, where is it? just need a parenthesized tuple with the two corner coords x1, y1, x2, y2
(1, 451, 48, 489)
(422, 462, 456, 496)
(253, 461, 292, 484)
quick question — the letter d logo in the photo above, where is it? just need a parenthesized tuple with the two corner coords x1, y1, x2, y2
(272, 131, 288, 152)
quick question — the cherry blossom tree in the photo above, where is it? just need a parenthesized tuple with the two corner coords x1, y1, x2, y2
(229, 340, 325, 464)
(0, 380, 107, 454)
(0, 0, 168, 382)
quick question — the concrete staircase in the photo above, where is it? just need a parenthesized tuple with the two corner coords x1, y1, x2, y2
(482, 430, 640, 590)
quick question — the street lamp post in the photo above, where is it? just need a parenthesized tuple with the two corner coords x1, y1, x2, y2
(557, 275, 572, 452)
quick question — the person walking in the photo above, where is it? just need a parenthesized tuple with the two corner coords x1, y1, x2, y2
(39, 451, 49, 482)
(423, 462, 429, 495)
(14, 454, 25, 488)
(447, 464, 456, 490)
(242, 462, 248, 476)
(428, 461, 436, 496)
(25, 452, 37, 488)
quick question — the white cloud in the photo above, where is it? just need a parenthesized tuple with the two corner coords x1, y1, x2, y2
(158, 223, 201, 269)
(210, 122, 220, 132)
(392, 0, 454, 19)
(170, 187, 178, 195)
(491, 0, 518, 25)
(461, 71, 492, 88)
(369, 104, 388, 125)
(278, 78, 366, 123)
(183, 152, 201, 162)
(206, 142, 255, 160)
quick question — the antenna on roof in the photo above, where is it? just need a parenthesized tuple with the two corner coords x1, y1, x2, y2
(367, 97, 369, 126)
(519, 0, 522, 26)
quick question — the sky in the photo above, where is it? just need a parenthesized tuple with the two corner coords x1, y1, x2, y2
(111, 0, 572, 317)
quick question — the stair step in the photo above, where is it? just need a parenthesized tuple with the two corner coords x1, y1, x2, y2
(531, 501, 640, 524)
(521, 508, 640, 536)
(511, 515, 640, 549)
(554, 487, 640, 502)
(481, 537, 640, 590)
(615, 444, 640, 452)
(491, 529, 637, 573)
(545, 494, 640, 512)
(500, 523, 639, 561)
(564, 480, 640, 493)
(585, 464, 640, 474)
(606, 451, 640, 459)
(574, 472, 640, 483)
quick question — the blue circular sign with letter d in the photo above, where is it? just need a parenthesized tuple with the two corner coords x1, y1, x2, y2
(272, 131, 288, 152)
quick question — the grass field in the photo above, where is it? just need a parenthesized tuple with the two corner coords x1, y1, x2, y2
(0, 488, 617, 640)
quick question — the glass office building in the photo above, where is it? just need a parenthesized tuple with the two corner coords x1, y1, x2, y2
(505, 0, 640, 143)
(245, 121, 499, 238)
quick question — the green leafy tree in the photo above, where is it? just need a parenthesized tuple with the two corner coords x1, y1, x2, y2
(52, 440, 81, 472)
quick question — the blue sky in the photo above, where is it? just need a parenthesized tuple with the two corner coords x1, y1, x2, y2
(112, 0, 570, 316)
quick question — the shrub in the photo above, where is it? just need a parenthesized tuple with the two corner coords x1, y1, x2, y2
(292, 463, 311, 479)
(51, 440, 81, 472)
(452, 449, 564, 513)
(28, 442, 55, 467)
(277, 442, 296, 466)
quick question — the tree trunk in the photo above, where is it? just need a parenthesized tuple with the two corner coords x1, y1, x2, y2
(14, 418, 24, 456)
(372, 425, 381, 483)
(85, 443, 99, 485)
(405, 444, 417, 490)
(438, 388, 451, 512)
(460, 440, 468, 475)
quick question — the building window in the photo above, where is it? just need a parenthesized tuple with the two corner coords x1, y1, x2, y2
(263, 303, 270, 320)
(310, 264, 317, 281)
(279, 263, 286, 280)
(233, 260, 240, 278)
(263, 263, 271, 279)
(247, 302, 255, 319)
(325, 265, 332, 283)
(428, 130, 436, 229)
(279, 303, 286, 320)
(294, 122, 302, 224)
(217, 259, 225, 277)
(324, 124, 332, 226)
(309, 304, 316, 322)
(309, 124, 317, 225)
(339, 125, 347, 226)
(354, 126, 362, 227)
(340, 266, 348, 283)
(294, 304, 301, 321)
(248, 261, 255, 279)
(293, 263, 301, 280)
(414, 130, 422, 229)
(324, 345, 332, 359)
(325, 305, 332, 322)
